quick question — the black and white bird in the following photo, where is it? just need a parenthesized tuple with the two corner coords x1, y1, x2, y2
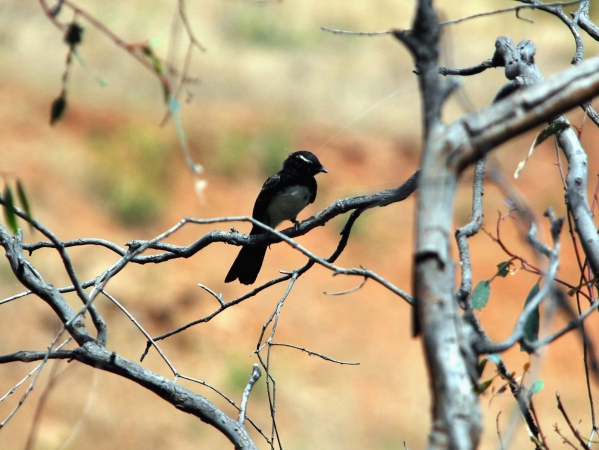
(225, 150, 327, 285)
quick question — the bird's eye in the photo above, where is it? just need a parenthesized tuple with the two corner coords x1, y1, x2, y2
(297, 154, 312, 164)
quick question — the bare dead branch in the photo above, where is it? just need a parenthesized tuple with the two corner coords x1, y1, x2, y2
(21, 170, 419, 263)
(456, 53, 599, 170)
(517, 0, 585, 64)
(395, 1, 483, 448)
(577, 1, 599, 41)
(321, 1, 584, 38)
(456, 157, 486, 307)
(238, 364, 261, 425)
(439, 59, 497, 76)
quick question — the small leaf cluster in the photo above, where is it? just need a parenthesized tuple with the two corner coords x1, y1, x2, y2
(476, 354, 544, 399)
(1, 180, 33, 234)
(472, 261, 540, 353)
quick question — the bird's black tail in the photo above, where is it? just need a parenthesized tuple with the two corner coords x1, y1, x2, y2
(224, 227, 267, 285)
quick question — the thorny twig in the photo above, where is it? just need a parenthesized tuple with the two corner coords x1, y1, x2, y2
(556, 393, 591, 449)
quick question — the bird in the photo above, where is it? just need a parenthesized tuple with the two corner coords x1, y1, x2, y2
(225, 150, 327, 285)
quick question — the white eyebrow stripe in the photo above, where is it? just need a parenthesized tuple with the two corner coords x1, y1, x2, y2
(297, 154, 312, 164)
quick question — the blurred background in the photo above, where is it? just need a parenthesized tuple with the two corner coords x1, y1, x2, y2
(1, 0, 599, 448)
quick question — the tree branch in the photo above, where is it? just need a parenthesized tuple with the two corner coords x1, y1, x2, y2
(395, 1, 483, 449)
(456, 52, 599, 170)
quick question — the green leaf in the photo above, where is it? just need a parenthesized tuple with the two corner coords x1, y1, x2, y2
(478, 358, 488, 375)
(3, 185, 18, 234)
(140, 45, 170, 102)
(520, 282, 540, 353)
(16, 180, 34, 232)
(161, 83, 170, 103)
(142, 45, 164, 75)
(496, 261, 510, 277)
(16, 180, 31, 217)
(530, 379, 544, 394)
(472, 280, 491, 310)
(476, 378, 494, 395)
(534, 122, 570, 147)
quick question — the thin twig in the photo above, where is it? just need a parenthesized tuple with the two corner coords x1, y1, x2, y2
(269, 343, 360, 365)
(0, 331, 68, 430)
(24, 359, 66, 450)
(438, 0, 582, 27)
(55, 368, 99, 450)
(324, 277, 367, 296)
(320, 26, 392, 36)
(178, 373, 269, 443)
(529, 398, 550, 449)
(0, 340, 70, 398)
(554, 424, 579, 449)
(100, 289, 178, 375)
(255, 273, 299, 448)
(177, 0, 206, 52)
(496, 411, 505, 450)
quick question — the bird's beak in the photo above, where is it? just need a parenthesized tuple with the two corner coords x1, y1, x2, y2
(319, 167, 328, 173)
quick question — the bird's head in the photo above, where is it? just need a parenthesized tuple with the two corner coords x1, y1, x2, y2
(283, 151, 327, 176)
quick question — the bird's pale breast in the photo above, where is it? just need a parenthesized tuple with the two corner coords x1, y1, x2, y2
(265, 185, 311, 228)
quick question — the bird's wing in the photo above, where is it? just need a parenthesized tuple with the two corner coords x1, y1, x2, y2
(307, 177, 318, 204)
(252, 172, 282, 225)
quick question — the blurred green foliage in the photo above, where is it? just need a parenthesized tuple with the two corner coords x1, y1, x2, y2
(214, 129, 253, 177)
(379, 436, 411, 450)
(0, 258, 17, 283)
(256, 127, 293, 177)
(225, 361, 265, 399)
(86, 123, 173, 227)
(220, 7, 311, 49)
(332, 210, 369, 243)
(215, 125, 293, 179)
